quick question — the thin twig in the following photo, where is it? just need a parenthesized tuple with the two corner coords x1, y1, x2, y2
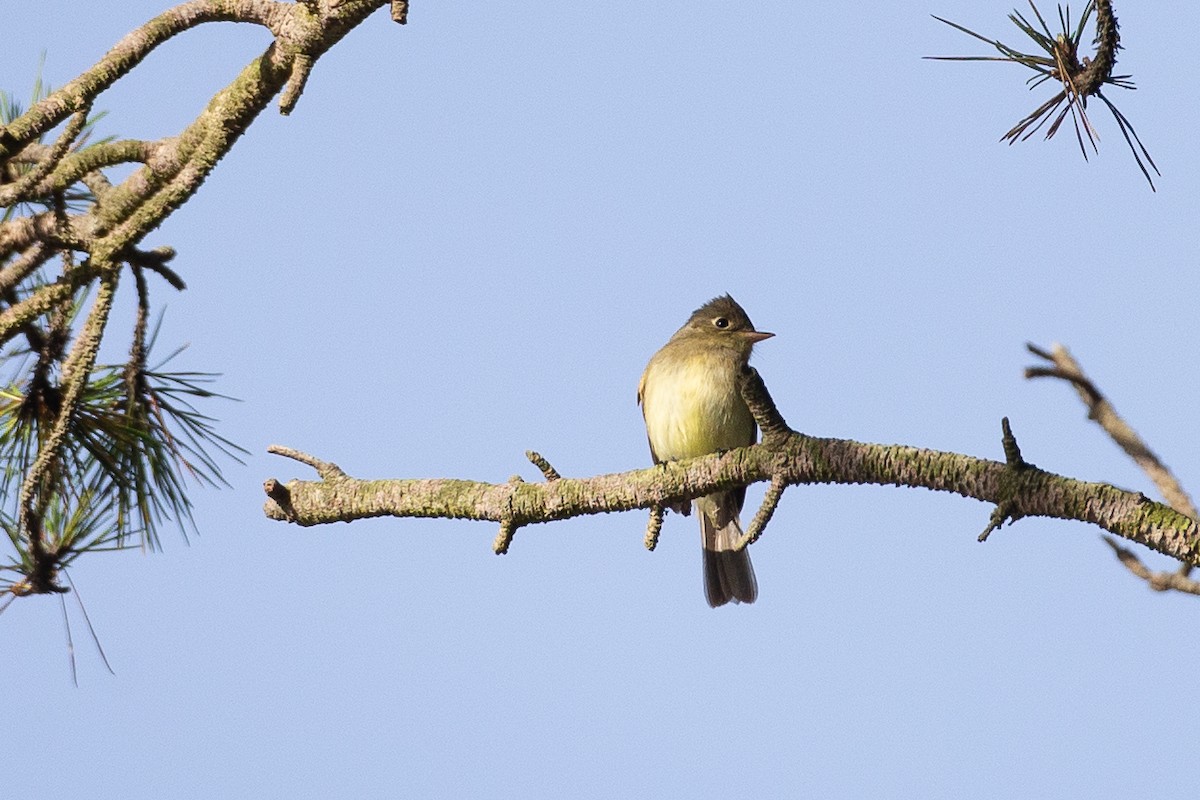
(1103, 537, 1200, 595)
(644, 505, 664, 551)
(526, 451, 561, 482)
(266, 444, 348, 481)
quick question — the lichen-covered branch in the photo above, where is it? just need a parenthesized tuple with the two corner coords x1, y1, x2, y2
(1, 0, 395, 339)
(1027, 342, 1200, 593)
(0, 0, 286, 154)
(14, 272, 118, 595)
(1026, 343, 1198, 520)
(2, 0, 401, 599)
(264, 369, 1200, 570)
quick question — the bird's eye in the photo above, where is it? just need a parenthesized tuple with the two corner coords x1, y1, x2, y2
(714, 317, 730, 329)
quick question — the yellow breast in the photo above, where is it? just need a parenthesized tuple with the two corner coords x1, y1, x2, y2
(639, 347, 757, 462)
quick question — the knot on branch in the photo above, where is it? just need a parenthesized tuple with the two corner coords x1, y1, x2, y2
(263, 478, 297, 522)
(979, 417, 1031, 542)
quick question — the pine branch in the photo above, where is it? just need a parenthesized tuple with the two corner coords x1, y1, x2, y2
(264, 370, 1200, 570)
(2, 0, 404, 598)
(928, 0, 1159, 189)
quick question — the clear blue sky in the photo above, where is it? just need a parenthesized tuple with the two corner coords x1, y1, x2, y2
(4, 2, 1198, 797)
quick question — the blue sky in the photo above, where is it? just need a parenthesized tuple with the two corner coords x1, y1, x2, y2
(4, 2, 1199, 797)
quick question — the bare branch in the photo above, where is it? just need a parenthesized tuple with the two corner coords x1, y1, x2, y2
(28, 139, 159, 201)
(738, 474, 786, 550)
(279, 55, 314, 115)
(525, 450, 562, 482)
(124, 246, 185, 290)
(0, 269, 95, 351)
(266, 444, 347, 482)
(0, 242, 54, 297)
(0, 102, 92, 208)
(0, 0, 292, 156)
(0, 210, 88, 262)
(643, 505, 665, 551)
(1026, 343, 1198, 520)
(1027, 341, 1199, 593)
(264, 421, 1200, 569)
(1103, 537, 1200, 595)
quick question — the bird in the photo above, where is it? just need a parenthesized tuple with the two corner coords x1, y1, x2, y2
(637, 294, 773, 607)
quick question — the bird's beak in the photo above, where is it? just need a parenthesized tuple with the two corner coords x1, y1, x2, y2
(743, 330, 774, 343)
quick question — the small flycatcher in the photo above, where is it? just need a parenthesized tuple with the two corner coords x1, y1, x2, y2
(638, 294, 773, 607)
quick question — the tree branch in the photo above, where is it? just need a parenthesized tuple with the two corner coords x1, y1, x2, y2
(1025, 343, 1198, 520)
(17, 271, 118, 592)
(264, 370, 1200, 570)
(1102, 537, 1200, 595)
(0, 102, 92, 208)
(0, 0, 290, 157)
(2, 0, 404, 598)
(1026, 342, 1199, 592)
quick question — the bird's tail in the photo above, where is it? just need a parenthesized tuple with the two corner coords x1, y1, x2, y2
(699, 496, 758, 608)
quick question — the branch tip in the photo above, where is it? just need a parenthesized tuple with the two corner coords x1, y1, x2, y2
(493, 519, 517, 555)
(999, 417, 1029, 469)
(279, 55, 314, 116)
(1102, 535, 1200, 595)
(125, 246, 185, 290)
(267, 445, 347, 481)
(1025, 341, 1053, 360)
(978, 504, 1014, 543)
(526, 451, 561, 482)
(392, 0, 409, 24)
(739, 474, 787, 550)
(644, 505, 664, 551)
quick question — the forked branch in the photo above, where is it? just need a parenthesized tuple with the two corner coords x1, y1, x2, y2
(1026, 342, 1200, 593)
(2, 1, 403, 600)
